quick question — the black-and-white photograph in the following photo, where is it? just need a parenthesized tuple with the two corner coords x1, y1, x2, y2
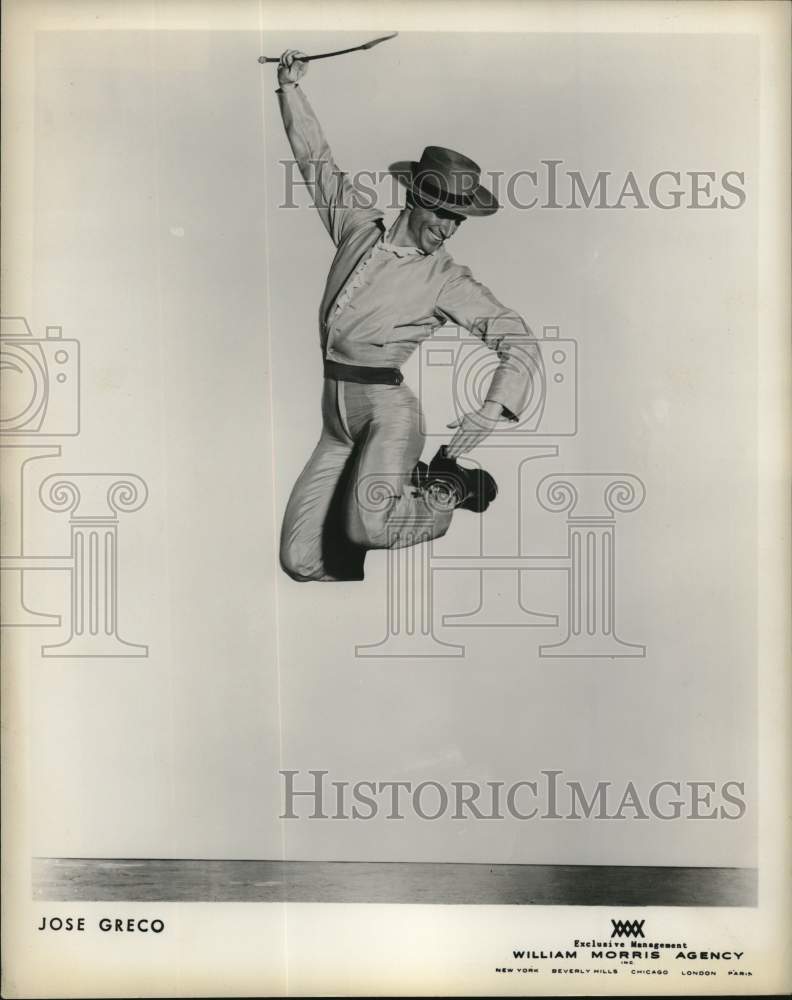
(2, 1, 789, 997)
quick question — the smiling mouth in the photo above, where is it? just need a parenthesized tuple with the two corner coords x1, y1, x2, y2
(427, 229, 444, 243)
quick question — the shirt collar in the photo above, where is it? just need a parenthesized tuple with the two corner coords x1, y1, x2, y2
(379, 209, 426, 257)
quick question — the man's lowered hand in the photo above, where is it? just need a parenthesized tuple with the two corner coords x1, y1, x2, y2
(446, 400, 503, 458)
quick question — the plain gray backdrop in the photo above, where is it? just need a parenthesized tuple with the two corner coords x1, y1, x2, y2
(28, 28, 756, 866)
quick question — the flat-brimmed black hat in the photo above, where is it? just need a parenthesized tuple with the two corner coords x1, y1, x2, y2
(389, 146, 499, 218)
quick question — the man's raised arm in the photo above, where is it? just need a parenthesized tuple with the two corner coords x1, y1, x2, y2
(276, 49, 380, 247)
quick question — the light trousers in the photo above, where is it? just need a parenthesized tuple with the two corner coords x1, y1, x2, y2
(280, 378, 453, 582)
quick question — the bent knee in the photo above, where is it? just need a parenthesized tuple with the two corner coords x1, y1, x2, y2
(280, 542, 324, 582)
(280, 556, 316, 582)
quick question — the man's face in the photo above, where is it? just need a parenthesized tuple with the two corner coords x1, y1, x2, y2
(407, 202, 465, 254)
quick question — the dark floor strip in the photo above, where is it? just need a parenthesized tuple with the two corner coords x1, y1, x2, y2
(32, 859, 757, 906)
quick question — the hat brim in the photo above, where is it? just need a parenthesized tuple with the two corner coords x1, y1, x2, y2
(389, 161, 499, 218)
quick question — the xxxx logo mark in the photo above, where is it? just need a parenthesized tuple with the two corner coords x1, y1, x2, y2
(611, 919, 645, 938)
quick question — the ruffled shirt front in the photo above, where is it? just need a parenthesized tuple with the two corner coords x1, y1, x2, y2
(331, 213, 423, 320)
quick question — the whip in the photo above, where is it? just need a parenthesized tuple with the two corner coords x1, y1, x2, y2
(258, 32, 398, 64)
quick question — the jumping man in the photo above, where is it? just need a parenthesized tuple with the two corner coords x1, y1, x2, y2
(275, 50, 539, 582)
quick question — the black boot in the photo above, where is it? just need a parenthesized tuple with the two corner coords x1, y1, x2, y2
(411, 460, 429, 491)
(413, 446, 498, 512)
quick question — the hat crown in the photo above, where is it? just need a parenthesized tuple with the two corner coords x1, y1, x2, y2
(414, 146, 482, 200)
(388, 145, 499, 216)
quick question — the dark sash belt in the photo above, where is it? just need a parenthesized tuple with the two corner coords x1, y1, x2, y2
(323, 359, 403, 386)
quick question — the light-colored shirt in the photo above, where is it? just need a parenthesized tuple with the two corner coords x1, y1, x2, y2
(277, 83, 539, 419)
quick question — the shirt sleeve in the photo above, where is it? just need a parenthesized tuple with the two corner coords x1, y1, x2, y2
(434, 265, 540, 420)
(277, 84, 382, 247)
